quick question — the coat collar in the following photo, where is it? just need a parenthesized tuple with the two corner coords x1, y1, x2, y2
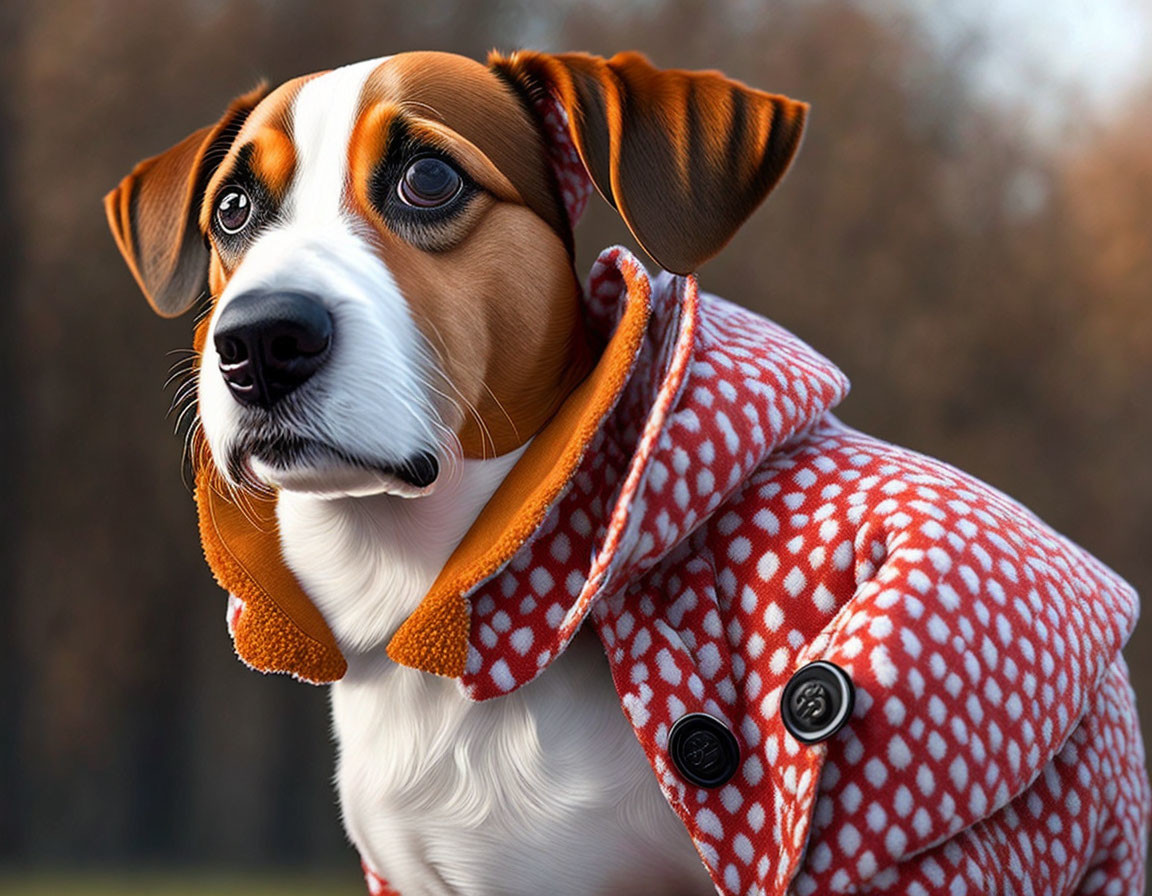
(388, 245, 851, 697)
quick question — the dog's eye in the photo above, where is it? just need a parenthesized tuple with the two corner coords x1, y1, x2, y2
(215, 187, 252, 234)
(398, 158, 462, 208)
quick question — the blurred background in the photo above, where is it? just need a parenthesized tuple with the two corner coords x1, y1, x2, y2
(1, 0, 1150, 892)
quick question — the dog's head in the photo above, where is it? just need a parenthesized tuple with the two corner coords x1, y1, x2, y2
(105, 50, 807, 498)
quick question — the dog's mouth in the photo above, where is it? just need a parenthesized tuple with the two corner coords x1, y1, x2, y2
(228, 432, 440, 495)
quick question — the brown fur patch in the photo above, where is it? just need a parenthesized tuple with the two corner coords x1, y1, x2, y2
(248, 127, 297, 198)
(367, 202, 590, 457)
(347, 54, 591, 457)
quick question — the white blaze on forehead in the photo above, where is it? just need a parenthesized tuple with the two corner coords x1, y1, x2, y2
(289, 56, 392, 220)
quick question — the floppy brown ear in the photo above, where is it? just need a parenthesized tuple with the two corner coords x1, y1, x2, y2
(489, 50, 808, 275)
(103, 84, 269, 317)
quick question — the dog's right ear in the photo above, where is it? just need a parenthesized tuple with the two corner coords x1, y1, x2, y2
(103, 84, 269, 317)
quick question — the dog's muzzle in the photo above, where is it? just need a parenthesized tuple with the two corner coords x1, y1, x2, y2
(214, 290, 333, 409)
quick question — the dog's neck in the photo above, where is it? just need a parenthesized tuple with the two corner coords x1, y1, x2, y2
(274, 440, 712, 895)
(276, 446, 528, 657)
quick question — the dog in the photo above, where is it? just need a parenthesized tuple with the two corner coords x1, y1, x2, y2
(106, 51, 1148, 896)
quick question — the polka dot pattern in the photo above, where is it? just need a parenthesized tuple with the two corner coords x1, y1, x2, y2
(448, 249, 1146, 894)
(533, 91, 594, 230)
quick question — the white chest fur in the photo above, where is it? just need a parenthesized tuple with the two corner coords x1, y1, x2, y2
(277, 456, 711, 896)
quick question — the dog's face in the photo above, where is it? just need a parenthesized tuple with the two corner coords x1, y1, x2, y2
(106, 50, 808, 499)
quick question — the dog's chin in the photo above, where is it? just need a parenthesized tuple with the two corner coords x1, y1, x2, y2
(250, 458, 435, 498)
(241, 441, 440, 499)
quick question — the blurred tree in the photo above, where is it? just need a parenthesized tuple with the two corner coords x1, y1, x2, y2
(0, 0, 27, 861)
(1056, 84, 1152, 680)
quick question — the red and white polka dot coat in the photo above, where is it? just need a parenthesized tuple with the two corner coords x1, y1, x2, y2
(356, 244, 1149, 895)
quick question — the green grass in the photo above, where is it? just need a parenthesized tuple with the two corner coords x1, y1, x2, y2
(0, 872, 363, 895)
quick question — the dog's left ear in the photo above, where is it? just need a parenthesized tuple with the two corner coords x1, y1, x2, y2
(489, 50, 808, 275)
(104, 84, 269, 317)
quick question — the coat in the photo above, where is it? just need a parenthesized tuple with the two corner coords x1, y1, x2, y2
(197, 243, 1149, 896)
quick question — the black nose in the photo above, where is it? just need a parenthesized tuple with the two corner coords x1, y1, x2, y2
(213, 291, 333, 409)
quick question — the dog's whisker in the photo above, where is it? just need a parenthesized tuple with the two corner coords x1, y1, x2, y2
(164, 367, 198, 391)
(167, 393, 195, 420)
(172, 398, 201, 437)
(179, 418, 202, 493)
(165, 349, 202, 369)
(438, 376, 495, 462)
(401, 329, 479, 467)
(169, 394, 198, 421)
(219, 460, 274, 529)
(164, 355, 200, 381)
(398, 99, 446, 123)
(165, 362, 199, 380)
(477, 379, 519, 455)
(168, 377, 200, 411)
(413, 327, 499, 461)
(405, 393, 453, 465)
(222, 480, 265, 531)
(194, 300, 216, 325)
(168, 394, 200, 424)
(411, 379, 466, 487)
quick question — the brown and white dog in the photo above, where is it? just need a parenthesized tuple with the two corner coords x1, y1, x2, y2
(106, 51, 808, 894)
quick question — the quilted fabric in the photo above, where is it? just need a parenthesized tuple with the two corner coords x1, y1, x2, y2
(354, 244, 1148, 895)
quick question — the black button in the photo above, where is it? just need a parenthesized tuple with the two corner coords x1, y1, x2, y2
(781, 660, 855, 744)
(668, 713, 740, 788)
